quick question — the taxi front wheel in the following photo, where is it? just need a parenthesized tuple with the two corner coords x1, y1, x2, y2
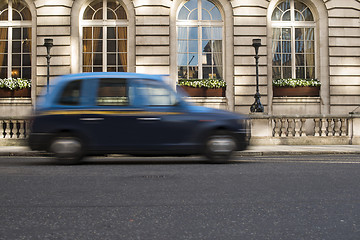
(49, 134, 84, 164)
(204, 130, 237, 163)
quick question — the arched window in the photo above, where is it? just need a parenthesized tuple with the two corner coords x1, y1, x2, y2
(81, 0, 128, 72)
(271, 0, 315, 80)
(0, 0, 31, 79)
(177, 0, 223, 80)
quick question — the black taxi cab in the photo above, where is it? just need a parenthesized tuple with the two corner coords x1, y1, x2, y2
(29, 72, 249, 164)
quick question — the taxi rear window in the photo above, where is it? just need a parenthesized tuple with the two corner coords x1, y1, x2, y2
(97, 78, 129, 106)
(58, 80, 82, 106)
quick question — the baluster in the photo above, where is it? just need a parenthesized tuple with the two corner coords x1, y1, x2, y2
(340, 118, 347, 136)
(327, 118, 333, 136)
(301, 118, 307, 136)
(321, 118, 327, 136)
(18, 120, 25, 138)
(281, 118, 287, 137)
(273, 118, 281, 137)
(294, 118, 301, 137)
(333, 118, 340, 136)
(314, 118, 320, 136)
(15, 121, 20, 138)
(287, 118, 294, 137)
(24, 120, 29, 138)
(4, 120, 11, 138)
(1, 120, 4, 138)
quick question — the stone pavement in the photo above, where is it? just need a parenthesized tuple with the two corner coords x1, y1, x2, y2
(0, 145, 359, 157)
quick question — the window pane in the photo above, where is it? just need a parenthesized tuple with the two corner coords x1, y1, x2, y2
(93, 40, 102, 52)
(283, 67, 292, 78)
(107, 27, 116, 39)
(178, 7, 189, 20)
(202, 53, 211, 65)
(0, 28, 8, 39)
(295, 41, 304, 53)
(282, 41, 291, 53)
(305, 28, 314, 40)
(178, 40, 187, 53)
(185, 0, 197, 11)
(23, 54, 31, 66)
(282, 54, 291, 66)
(295, 54, 304, 66)
(118, 53, 127, 66)
(202, 9, 211, 20)
(282, 10, 291, 21)
(213, 27, 222, 40)
(178, 27, 187, 39)
(178, 53, 187, 65)
(282, 28, 291, 40)
(97, 78, 128, 106)
(273, 54, 281, 66)
(278, 0, 290, 12)
(189, 27, 198, 39)
(12, 41, 21, 53)
(305, 54, 315, 66)
(213, 52, 222, 66)
(188, 66, 198, 79)
(189, 9, 198, 20)
(107, 40, 116, 52)
(12, 11, 21, 21)
(272, 67, 281, 80)
(12, 54, 20, 66)
(271, 8, 282, 21)
(83, 40, 92, 52)
(295, 11, 304, 21)
(23, 40, 31, 53)
(305, 41, 314, 53)
(188, 54, 198, 66)
(213, 66, 222, 79)
(295, 28, 304, 40)
(188, 40, 198, 52)
(93, 27, 103, 39)
(13, 28, 21, 40)
(203, 66, 212, 79)
(306, 67, 315, 79)
(303, 8, 314, 21)
(59, 80, 82, 106)
(23, 67, 31, 79)
(296, 67, 305, 79)
(107, 53, 116, 65)
(202, 40, 211, 53)
(202, 27, 211, 39)
(93, 53, 102, 65)
(210, 7, 222, 21)
(178, 66, 187, 79)
(83, 27, 92, 39)
(11, 68, 20, 78)
(0, 54, 7, 67)
(107, 9, 116, 20)
(83, 53, 92, 65)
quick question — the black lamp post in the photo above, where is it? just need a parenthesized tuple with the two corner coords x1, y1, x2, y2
(44, 38, 53, 94)
(250, 38, 264, 113)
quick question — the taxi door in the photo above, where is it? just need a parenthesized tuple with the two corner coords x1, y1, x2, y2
(131, 79, 196, 151)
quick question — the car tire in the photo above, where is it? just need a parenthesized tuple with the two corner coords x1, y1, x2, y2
(49, 134, 84, 164)
(204, 130, 237, 163)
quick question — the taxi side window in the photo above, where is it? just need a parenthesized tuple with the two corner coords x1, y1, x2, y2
(58, 80, 82, 106)
(97, 78, 129, 106)
(139, 81, 177, 106)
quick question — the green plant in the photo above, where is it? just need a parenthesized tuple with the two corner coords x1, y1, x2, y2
(272, 78, 321, 88)
(0, 78, 31, 90)
(178, 79, 226, 89)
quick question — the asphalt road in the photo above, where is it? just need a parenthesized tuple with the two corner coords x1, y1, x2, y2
(1, 155, 360, 240)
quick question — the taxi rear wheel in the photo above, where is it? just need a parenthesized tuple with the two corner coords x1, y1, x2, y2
(49, 134, 84, 164)
(204, 130, 237, 163)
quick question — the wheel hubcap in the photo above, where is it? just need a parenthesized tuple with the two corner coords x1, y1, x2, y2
(51, 138, 81, 156)
(208, 136, 236, 153)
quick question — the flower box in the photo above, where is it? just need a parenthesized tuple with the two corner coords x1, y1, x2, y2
(177, 85, 225, 97)
(273, 86, 320, 97)
(0, 88, 31, 98)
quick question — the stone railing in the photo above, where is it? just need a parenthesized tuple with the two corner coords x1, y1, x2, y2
(0, 117, 30, 146)
(1, 114, 360, 146)
(249, 113, 360, 145)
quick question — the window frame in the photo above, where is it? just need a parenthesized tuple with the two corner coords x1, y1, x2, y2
(0, 0, 32, 80)
(176, 0, 224, 80)
(80, 0, 129, 73)
(270, 0, 316, 80)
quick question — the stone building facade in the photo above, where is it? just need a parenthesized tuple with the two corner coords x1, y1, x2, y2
(1, 0, 359, 116)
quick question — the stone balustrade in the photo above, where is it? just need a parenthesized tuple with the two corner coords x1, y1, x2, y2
(1, 114, 360, 146)
(249, 113, 360, 145)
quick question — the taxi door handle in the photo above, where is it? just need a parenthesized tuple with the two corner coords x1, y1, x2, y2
(137, 117, 161, 121)
(80, 117, 104, 121)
